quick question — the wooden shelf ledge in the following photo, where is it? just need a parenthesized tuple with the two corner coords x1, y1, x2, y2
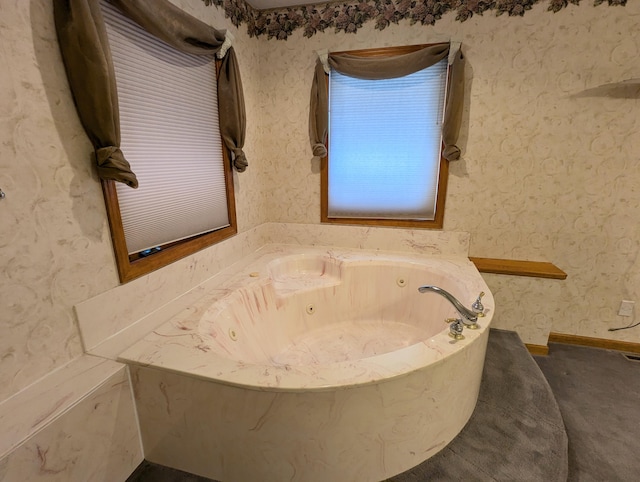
(469, 257, 567, 280)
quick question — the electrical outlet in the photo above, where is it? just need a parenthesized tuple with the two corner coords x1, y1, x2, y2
(618, 300, 635, 317)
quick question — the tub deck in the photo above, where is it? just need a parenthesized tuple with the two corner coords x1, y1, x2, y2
(118, 244, 493, 391)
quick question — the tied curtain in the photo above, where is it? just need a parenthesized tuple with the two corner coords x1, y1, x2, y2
(309, 43, 465, 161)
(53, 0, 248, 189)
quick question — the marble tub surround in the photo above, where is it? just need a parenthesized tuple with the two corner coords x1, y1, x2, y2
(262, 222, 470, 257)
(74, 224, 271, 355)
(121, 246, 493, 480)
(0, 355, 124, 459)
(0, 356, 142, 481)
(75, 223, 470, 360)
(132, 339, 487, 482)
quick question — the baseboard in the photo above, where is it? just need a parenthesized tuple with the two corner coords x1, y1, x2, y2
(525, 344, 549, 356)
(548, 332, 640, 354)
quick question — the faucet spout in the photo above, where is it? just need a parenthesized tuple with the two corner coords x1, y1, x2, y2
(418, 285, 478, 325)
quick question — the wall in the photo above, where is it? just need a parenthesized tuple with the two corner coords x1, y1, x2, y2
(257, 2, 640, 345)
(0, 1, 265, 479)
(1, 0, 109, 403)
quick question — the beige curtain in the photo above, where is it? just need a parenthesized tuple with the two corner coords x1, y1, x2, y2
(54, 0, 248, 188)
(218, 48, 248, 172)
(309, 43, 465, 161)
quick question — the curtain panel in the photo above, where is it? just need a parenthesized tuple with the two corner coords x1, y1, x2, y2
(53, 0, 249, 188)
(309, 43, 465, 161)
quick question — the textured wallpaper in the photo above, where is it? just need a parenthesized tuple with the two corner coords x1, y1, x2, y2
(0, 1, 113, 401)
(253, 2, 640, 345)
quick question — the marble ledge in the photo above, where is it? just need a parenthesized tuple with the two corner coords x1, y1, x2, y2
(75, 223, 270, 352)
(264, 223, 471, 258)
(87, 252, 261, 360)
(0, 355, 127, 459)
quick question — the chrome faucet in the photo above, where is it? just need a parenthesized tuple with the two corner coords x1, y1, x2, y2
(418, 285, 482, 334)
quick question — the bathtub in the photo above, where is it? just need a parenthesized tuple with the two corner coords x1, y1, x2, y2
(120, 245, 494, 481)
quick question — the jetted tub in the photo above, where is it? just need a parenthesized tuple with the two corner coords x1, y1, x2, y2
(120, 245, 494, 481)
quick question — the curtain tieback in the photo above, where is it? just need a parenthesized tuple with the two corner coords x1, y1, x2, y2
(95, 146, 139, 188)
(232, 148, 248, 172)
(442, 145, 461, 162)
(312, 143, 327, 158)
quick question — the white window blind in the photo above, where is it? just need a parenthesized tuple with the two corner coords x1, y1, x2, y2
(102, 1, 229, 255)
(328, 59, 447, 220)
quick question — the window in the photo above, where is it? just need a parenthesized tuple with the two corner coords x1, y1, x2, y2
(322, 45, 451, 229)
(101, 1, 236, 283)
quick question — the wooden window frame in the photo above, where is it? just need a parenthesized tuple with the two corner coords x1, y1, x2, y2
(102, 59, 237, 284)
(321, 44, 450, 229)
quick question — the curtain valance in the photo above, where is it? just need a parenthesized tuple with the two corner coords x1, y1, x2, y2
(54, 0, 248, 189)
(309, 43, 465, 160)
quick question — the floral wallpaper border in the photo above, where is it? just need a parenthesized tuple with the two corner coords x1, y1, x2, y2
(202, 0, 626, 40)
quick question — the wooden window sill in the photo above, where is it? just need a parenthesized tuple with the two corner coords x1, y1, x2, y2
(469, 257, 567, 280)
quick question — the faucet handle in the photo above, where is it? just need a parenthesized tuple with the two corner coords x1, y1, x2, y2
(472, 291, 485, 317)
(446, 319, 465, 340)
